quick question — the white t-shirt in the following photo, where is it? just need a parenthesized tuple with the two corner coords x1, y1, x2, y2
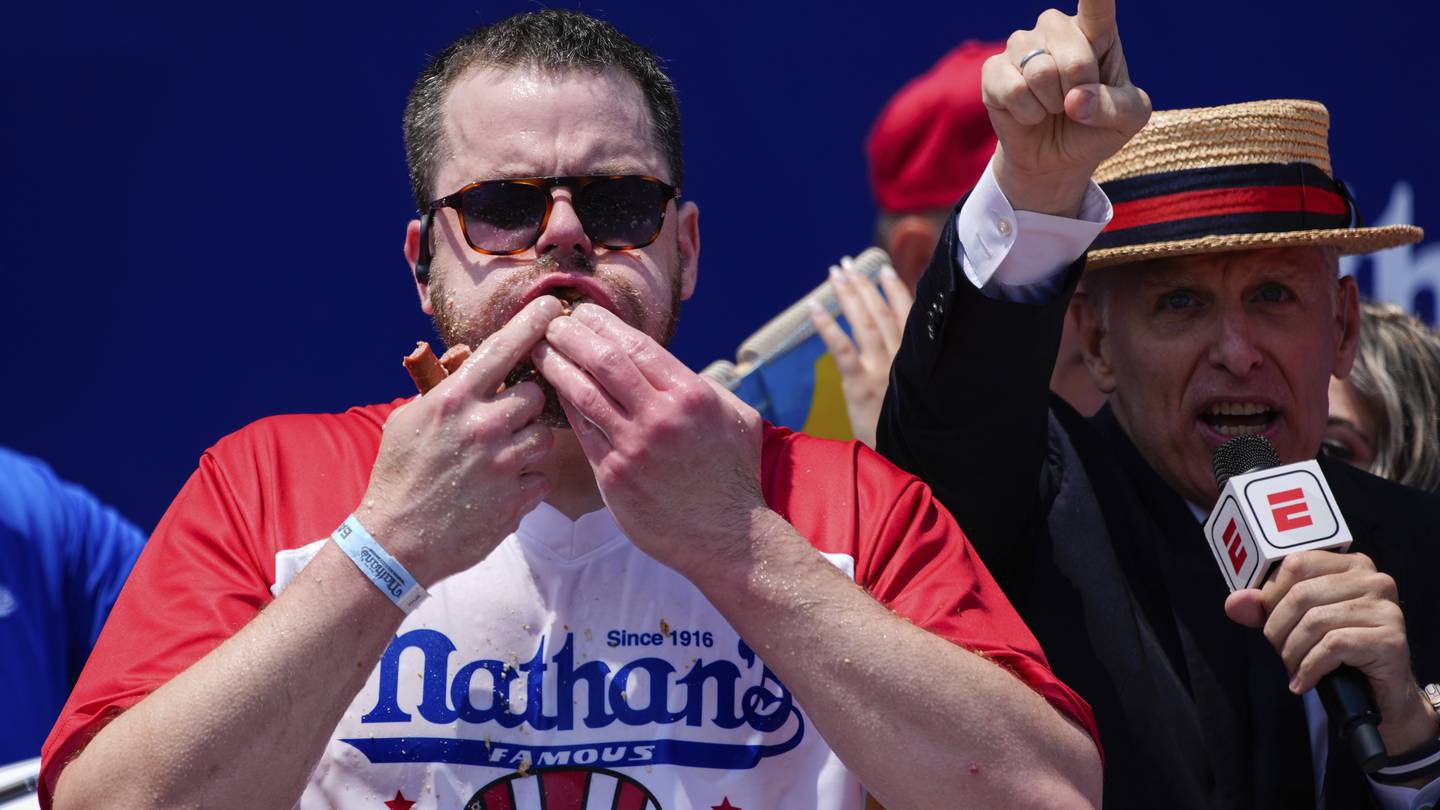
(276, 504, 860, 810)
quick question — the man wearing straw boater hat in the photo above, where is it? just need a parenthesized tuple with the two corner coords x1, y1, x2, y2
(876, 0, 1440, 807)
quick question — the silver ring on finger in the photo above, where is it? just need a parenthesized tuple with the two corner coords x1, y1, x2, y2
(1017, 47, 1050, 72)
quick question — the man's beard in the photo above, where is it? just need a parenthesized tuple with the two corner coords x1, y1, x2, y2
(428, 249, 683, 428)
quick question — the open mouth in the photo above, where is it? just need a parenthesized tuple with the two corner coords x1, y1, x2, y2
(518, 275, 615, 317)
(544, 286, 586, 314)
(504, 282, 603, 394)
(1199, 401, 1279, 438)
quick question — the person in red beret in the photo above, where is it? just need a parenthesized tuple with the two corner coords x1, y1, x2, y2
(867, 40, 1002, 291)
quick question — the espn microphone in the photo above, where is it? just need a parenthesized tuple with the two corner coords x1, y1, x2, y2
(1204, 434, 1387, 773)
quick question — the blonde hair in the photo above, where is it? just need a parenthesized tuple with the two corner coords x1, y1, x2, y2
(1347, 300, 1440, 492)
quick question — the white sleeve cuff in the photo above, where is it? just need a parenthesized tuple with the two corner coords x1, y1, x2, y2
(1369, 773, 1440, 810)
(956, 157, 1113, 291)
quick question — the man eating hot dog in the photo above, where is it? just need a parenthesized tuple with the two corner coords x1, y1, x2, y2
(40, 9, 1103, 809)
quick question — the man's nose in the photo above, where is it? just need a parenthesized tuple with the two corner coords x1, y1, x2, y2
(1207, 305, 1264, 377)
(535, 187, 593, 258)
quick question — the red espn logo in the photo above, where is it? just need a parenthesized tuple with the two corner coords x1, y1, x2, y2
(1267, 488, 1314, 532)
(1221, 518, 1247, 574)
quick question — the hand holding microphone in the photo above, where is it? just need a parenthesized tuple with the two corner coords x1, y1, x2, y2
(1206, 435, 1439, 778)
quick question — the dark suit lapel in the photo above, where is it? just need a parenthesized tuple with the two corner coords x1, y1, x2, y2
(1047, 403, 1217, 806)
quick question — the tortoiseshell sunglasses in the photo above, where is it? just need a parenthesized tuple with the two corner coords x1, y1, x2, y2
(422, 175, 681, 257)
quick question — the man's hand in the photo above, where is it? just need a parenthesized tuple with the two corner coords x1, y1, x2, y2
(1225, 551, 1440, 754)
(532, 303, 768, 576)
(358, 295, 564, 587)
(984, 0, 1150, 216)
(807, 258, 913, 448)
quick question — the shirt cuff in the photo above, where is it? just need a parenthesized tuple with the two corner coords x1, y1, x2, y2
(1370, 773, 1440, 810)
(956, 157, 1113, 298)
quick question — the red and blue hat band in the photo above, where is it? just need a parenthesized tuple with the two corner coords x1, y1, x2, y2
(1093, 162, 1356, 251)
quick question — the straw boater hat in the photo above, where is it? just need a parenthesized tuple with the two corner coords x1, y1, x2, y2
(1086, 99, 1423, 270)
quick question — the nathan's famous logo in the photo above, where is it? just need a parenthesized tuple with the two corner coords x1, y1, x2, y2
(343, 630, 805, 770)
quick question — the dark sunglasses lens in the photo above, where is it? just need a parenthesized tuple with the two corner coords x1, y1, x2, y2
(459, 182, 547, 253)
(578, 177, 670, 248)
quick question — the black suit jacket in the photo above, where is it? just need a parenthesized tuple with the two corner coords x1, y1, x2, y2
(876, 206, 1440, 809)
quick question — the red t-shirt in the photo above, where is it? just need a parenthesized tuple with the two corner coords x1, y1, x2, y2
(41, 400, 1096, 807)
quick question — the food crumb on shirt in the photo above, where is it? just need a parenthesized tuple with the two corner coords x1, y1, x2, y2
(659, 618, 670, 635)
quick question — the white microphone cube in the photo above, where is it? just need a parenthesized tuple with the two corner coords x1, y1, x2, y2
(1203, 459, 1352, 592)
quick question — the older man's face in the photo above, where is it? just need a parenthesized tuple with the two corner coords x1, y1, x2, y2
(1078, 246, 1360, 507)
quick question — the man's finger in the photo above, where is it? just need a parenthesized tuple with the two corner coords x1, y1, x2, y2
(807, 300, 862, 376)
(570, 303, 689, 390)
(1262, 571, 1395, 651)
(1289, 626, 1380, 694)
(455, 296, 564, 395)
(1260, 550, 1369, 615)
(557, 397, 613, 469)
(1019, 51, 1064, 116)
(1042, 17, 1101, 97)
(1276, 599, 1397, 678)
(1075, 0, 1117, 44)
(982, 55, 1047, 127)
(1224, 589, 1267, 629)
(545, 316, 649, 414)
(490, 381, 548, 433)
(531, 341, 627, 440)
(514, 470, 553, 518)
(1064, 82, 1150, 134)
(496, 423, 556, 472)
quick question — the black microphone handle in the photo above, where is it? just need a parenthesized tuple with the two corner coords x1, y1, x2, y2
(1316, 664, 1387, 773)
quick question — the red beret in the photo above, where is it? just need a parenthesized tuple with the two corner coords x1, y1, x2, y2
(866, 40, 1004, 213)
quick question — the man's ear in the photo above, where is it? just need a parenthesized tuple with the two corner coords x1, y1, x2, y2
(885, 215, 941, 292)
(1332, 274, 1361, 379)
(404, 218, 433, 315)
(676, 200, 700, 300)
(1072, 289, 1118, 394)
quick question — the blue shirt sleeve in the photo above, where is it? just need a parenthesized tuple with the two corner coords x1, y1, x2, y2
(0, 443, 146, 691)
(51, 468, 148, 678)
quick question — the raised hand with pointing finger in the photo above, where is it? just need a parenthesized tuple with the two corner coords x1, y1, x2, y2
(983, 0, 1150, 217)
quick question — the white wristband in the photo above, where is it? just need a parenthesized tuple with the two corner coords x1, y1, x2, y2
(330, 514, 429, 613)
